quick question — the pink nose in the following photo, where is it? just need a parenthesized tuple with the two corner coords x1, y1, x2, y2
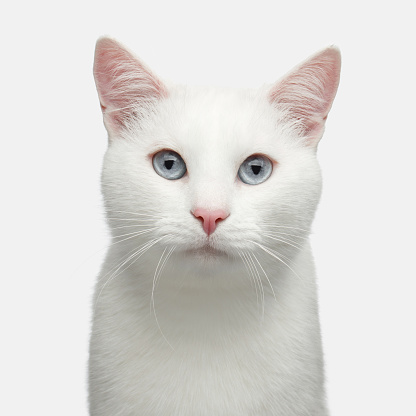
(192, 208, 229, 236)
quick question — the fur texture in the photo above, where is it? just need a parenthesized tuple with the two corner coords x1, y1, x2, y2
(89, 37, 340, 416)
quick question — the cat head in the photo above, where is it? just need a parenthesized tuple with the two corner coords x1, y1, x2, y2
(93, 37, 340, 267)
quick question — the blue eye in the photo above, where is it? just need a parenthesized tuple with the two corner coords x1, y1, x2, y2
(238, 155, 273, 185)
(153, 150, 187, 180)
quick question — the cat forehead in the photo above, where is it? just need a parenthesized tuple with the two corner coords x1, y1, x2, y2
(144, 85, 283, 157)
(171, 85, 268, 125)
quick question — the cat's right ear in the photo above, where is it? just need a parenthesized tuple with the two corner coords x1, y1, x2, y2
(93, 37, 168, 136)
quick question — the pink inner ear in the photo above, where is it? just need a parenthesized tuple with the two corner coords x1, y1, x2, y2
(93, 38, 168, 133)
(269, 47, 341, 144)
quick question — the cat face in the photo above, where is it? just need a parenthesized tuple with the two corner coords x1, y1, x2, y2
(94, 38, 340, 265)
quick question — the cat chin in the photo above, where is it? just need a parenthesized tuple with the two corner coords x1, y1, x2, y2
(184, 246, 228, 258)
(181, 244, 232, 265)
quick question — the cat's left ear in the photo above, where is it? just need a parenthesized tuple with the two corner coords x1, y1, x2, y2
(93, 37, 168, 136)
(269, 46, 341, 146)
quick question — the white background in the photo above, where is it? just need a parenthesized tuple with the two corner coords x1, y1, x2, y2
(1, 1, 415, 415)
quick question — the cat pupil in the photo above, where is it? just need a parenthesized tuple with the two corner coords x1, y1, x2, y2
(164, 160, 174, 170)
(251, 165, 261, 175)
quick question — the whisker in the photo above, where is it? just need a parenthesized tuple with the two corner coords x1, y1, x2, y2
(155, 245, 176, 290)
(112, 229, 157, 240)
(248, 240, 302, 281)
(152, 246, 168, 315)
(263, 234, 304, 250)
(151, 243, 176, 351)
(252, 252, 277, 303)
(106, 210, 160, 218)
(106, 217, 158, 222)
(247, 252, 265, 319)
(110, 223, 157, 231)
(120, 236, 171, 279)
(238, 251, 260, 307)
(96, 238, 157, 294)
(98, 237, 160, 284)
(265, 231, 308, 240)
(110, 228, 157, 246)
(94, 236, 165, 311)
(72, 229, 154, 279)
(259, 224, 310, 233)
(265, 233, 307, 247)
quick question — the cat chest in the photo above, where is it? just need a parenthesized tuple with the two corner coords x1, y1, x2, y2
(97, 337, 294, 415)
(92, 310, 317, 414)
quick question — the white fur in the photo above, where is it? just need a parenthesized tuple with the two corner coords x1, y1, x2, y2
(89, 38, 340, 415)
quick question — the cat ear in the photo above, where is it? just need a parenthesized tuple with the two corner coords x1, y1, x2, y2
(269, 46, 341, 146)
(93, 37, 168, 135)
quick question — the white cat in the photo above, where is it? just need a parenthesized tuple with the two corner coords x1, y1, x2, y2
(89, 37, 340, 416)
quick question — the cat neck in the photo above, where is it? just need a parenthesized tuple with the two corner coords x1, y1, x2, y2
(98, 242, 314, 348)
